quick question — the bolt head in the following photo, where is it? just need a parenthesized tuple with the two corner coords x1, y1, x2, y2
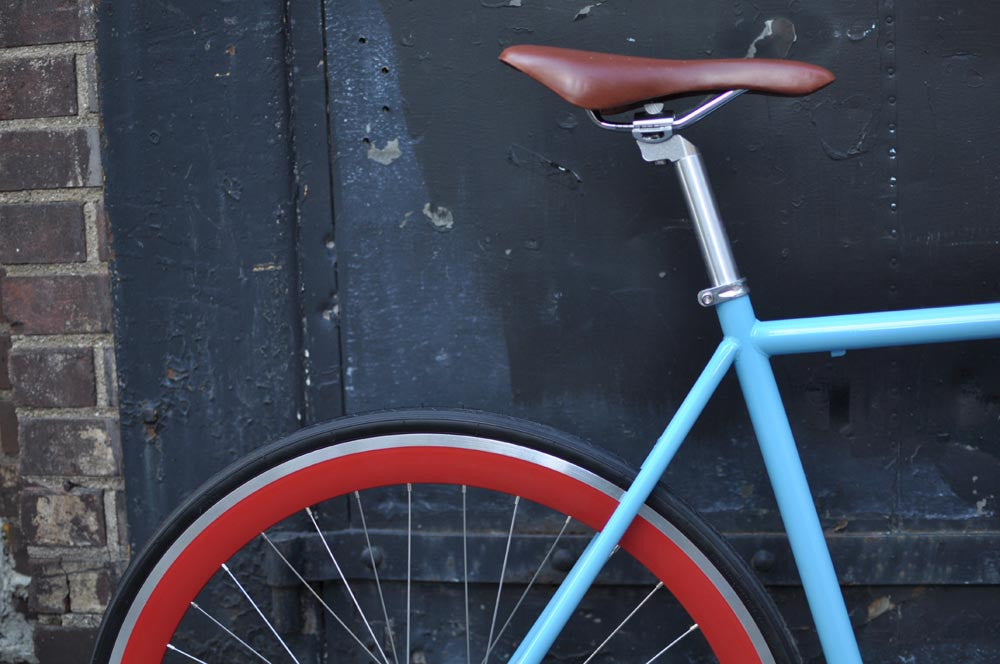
(699, 293, 714, 306)
(361, 545, 384, 569)
(751, 549, 776, 572)
(551, 548, 576, 572)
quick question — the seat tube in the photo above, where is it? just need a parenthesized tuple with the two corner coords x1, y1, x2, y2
(718, 298, 863, 664)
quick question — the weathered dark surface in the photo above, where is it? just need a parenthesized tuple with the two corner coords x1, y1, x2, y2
(325, 0, 1000, 533)
(97, 1, 303, 545)
(287, 0, 344, 424)
(99, 0, 1000, 660)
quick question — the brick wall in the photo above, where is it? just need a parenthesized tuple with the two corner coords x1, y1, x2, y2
(0, 2, 128, 662)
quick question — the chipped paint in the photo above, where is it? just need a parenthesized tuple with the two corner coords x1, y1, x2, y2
(745, 18, 797, 59)
(252, 262, 281, 272)
(845, 20, 877, 42)
(422, 202, 454, 230)
(367, 137, 402, 165)
(507, 144, 581, 188)
(866, 595, 896, 622)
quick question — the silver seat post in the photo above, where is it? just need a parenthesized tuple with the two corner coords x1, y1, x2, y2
(669, 137, 747, 305)
(586, 92, 750, 306)
(633, 130, 748, 307)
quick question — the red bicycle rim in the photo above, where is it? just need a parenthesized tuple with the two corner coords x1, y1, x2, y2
(120, 444, 763, 663)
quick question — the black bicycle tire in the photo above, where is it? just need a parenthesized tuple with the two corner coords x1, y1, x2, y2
(92, 408, 800, 663)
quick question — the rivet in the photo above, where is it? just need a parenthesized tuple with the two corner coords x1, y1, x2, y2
(361, 546, 384, 569)
(551, 548, 576, 572)
(751, 549, 775, 572)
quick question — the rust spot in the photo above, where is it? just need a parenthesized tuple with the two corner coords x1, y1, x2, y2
(829, 519, 849, 533)
(866, 595, 896, 622)
(225, 44, 237, 56)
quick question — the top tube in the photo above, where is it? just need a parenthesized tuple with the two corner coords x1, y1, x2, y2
(751, 302, 1000, 356)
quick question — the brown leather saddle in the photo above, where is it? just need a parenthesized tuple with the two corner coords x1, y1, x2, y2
(499, 45, 834, 113)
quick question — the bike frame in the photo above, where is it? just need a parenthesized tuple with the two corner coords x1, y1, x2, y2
(510, 123, 1000, 663)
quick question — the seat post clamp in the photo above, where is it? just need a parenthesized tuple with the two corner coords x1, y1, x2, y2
(631, 115, 676, 163)
(698, 279, 749, 307)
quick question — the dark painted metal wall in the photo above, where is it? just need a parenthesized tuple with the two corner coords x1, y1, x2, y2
(99, 0, 1000, 660)
(98, 1, 304, 540)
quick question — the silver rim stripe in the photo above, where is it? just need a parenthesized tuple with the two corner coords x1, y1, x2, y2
(109, 433, 774, 663)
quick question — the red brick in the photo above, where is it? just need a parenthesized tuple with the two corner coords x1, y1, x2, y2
(0, 401, 16, 457)
(28, 559, 114, 614)
(0, 267, 6, 324)
(20, 418, 119, 476)
(0, 56, 77, 120)
(27, 560, 69, 613)
(0, 203, 86, 264)
(94, 200, 111, 261)
(0, 128, 101, 191)
(0, 333, 10, 389)
(1, 275, 110, 334)
(68, 565, 113, 612)
(19, 487, 106, 546)
(0, 1, 95, 48)
(0, 462, 19, 517)
(9, 347, 95, 407)
(34, 626, 98, 663)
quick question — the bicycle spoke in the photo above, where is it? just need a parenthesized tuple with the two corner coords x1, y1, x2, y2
(644, 623, 700, 663)
(260, 533, 383, 664)
(305, 507, 390, 664)
(482, 495, 520, 664)
(581, 582, 664, 664)
(486, 515, 573, 654)
(166, 643, 210, 663)
(221, 563, 300, 664)
(354, 491, 400, 664)
(189, 600, 273, 664)
(406, 483, 412, 664)
(463, 485, 471, 664)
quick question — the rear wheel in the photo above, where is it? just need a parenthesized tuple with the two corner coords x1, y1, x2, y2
(93, 410, 799, 663)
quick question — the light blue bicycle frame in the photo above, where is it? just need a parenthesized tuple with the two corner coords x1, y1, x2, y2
(507, 127, 1000, 663)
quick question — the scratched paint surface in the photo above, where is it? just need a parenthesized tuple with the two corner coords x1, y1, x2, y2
(98, 0, 1000, 658)
(98, 1, 303, 547)
(322, 2, 1000, 656)
(326, 0, 1000, 532)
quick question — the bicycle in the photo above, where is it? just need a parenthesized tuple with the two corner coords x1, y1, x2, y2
(91, 45, 1000, 664)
